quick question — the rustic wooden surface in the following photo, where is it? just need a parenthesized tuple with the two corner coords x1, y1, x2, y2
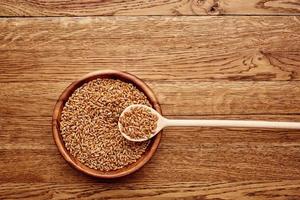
(1, 0, 300, 16)
(0, 1, 300, 199)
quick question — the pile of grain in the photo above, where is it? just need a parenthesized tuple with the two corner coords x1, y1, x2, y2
(60, 78, 151, 171)
(119, 106, 158, 140)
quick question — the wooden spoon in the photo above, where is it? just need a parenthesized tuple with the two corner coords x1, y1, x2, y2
(119, 104, 300, 142)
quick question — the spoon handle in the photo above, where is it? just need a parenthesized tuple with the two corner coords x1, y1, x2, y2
(165, 119, 300, 129)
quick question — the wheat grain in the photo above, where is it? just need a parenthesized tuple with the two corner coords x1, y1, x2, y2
(119, 106, 158, 140)
(60, 78, 151, 171)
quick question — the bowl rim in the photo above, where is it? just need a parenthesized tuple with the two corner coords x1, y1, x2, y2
(52, 70, 162, 178)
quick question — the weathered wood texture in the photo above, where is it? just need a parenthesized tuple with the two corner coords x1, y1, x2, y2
(1, 17, 300, 83)
(0, 181, 300, 199)
(0, 0, 300, 16)
(1, 16, 300, 199)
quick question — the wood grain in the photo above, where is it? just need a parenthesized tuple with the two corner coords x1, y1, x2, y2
(1, 12, 300, 200)
(0, 0, 300, 16)
(1, 139, 300, 183)
(0, 17, 300, 82)
(2, 81, 300, 117)
(1, 115, 300, 183)
(2, 115, 300, 150)
(0, 181, 299, 199)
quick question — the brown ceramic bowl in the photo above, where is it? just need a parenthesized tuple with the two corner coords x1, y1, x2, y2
(52, 70, 162, 178)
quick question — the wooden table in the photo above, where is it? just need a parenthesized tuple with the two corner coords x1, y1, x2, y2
(1, 1, 300, 199)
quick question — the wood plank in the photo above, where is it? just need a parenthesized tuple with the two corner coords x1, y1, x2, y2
(2, 115, 300, 150)
(1, 81, 300, 117)
(1, 144, 299, 183)
(1, 116, 300, 183)
(0, 16, 300, 82)
(1, 0, 300, 16)
(0, 181, 299, 199)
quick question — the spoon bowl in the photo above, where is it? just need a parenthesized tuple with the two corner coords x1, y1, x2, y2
(118, 104, 165, 142)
